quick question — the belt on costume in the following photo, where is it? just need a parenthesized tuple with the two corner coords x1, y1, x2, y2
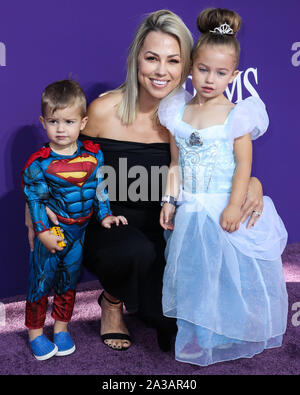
(55, 210, 93, 226)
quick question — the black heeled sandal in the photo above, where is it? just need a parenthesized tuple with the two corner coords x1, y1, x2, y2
(98, 291, 132, 351)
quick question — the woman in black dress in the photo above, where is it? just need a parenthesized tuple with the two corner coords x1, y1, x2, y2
(79, 137, 174, 351)
(26, 10, 264, 352)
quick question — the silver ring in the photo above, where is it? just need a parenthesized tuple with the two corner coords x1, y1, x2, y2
(252, 210, 262, 216)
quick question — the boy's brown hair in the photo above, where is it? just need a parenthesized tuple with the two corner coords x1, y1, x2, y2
(41, 79, 86, 117)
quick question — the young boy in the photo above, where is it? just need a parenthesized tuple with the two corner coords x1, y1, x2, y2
(22, 79, 127, 360)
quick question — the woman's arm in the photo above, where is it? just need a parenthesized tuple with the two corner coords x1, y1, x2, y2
(159, 134, 180, 230)
(220, 134, 252, 232)
(241, 176, 264, 228)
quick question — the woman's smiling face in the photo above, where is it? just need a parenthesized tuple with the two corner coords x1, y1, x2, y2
(137, 30, 183, 102)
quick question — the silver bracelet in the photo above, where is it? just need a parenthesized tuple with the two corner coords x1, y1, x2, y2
(161, 195, 176, 207)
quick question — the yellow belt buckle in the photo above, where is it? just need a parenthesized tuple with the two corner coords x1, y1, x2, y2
(50, 226, 66, 248)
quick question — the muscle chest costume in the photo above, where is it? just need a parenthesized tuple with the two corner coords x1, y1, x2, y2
(22, 140, 111, 328)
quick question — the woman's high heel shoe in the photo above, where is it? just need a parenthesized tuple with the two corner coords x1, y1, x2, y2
(98, 291, 132, 351)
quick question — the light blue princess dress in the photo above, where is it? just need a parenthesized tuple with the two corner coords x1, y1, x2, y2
(158, 88, 288, 366)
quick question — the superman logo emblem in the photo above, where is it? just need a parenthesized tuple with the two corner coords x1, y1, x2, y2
(46, 153, 98, 187)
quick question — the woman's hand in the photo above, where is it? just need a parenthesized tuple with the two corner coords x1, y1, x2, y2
(240, 177, 264, 229)
(25, 204, 59, 251)
(101, 215, 128, 229)
(160, 203, 176, 230)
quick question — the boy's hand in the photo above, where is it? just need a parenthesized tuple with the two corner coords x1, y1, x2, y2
(37, 230, 64, 254)
(101, 215, 128, 229)
(160, 203, 176, 230)
(25, 204, 59, 252)
(220, 204, 241, 233)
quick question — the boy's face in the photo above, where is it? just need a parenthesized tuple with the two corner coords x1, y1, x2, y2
(40, 103, 87, 151)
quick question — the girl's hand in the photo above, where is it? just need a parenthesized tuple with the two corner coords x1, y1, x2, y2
(37, 231, 64, 254)
(240, 177, 264, 229)
(101, 215, 128, 229)
(25, 204, 59, 252)
(220, 204, 241, 233)
(160, 203, 176, 230)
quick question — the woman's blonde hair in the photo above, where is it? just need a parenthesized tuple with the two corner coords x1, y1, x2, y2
(115, 9, 193, 125)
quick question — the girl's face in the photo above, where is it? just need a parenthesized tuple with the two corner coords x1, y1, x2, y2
(191, 44, 239, 100)
(137, 31, 183, 102)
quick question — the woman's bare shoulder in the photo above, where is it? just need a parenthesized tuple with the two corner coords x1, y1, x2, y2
(83, 91, 122, 137)
(88, 91, 122, 117)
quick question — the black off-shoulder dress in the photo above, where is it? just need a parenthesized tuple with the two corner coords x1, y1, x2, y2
(79, 135, 176, 337)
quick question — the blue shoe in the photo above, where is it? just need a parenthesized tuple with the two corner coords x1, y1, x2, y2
(54, 331, 76, 356)
(29, 334, 58, 361)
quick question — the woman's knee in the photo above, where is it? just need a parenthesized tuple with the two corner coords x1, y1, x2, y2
(105, 233, 156, 268)
(86, 227, 157, 277)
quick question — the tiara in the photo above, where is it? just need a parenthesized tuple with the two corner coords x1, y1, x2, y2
(209, 23, 234, 35)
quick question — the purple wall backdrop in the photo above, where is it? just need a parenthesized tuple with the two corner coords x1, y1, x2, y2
(0, 0, 299, 298)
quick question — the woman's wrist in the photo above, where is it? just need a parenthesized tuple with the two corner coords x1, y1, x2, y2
(249, 176, 263, 195)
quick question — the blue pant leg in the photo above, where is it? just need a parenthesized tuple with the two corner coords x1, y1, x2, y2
(53, 223, 85, 295)
(51, 224, 85, 322)
(25, 236, 60, 329)
(27, 236, 59, 303)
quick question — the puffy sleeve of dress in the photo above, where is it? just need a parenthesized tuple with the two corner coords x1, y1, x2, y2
(158, 87, 193, 135)
(228, 96, 269, 144)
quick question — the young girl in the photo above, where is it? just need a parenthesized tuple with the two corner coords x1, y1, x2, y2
(158, 8, 288, 366)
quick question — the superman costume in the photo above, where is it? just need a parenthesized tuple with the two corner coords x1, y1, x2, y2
(22, 140, 112, 329)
